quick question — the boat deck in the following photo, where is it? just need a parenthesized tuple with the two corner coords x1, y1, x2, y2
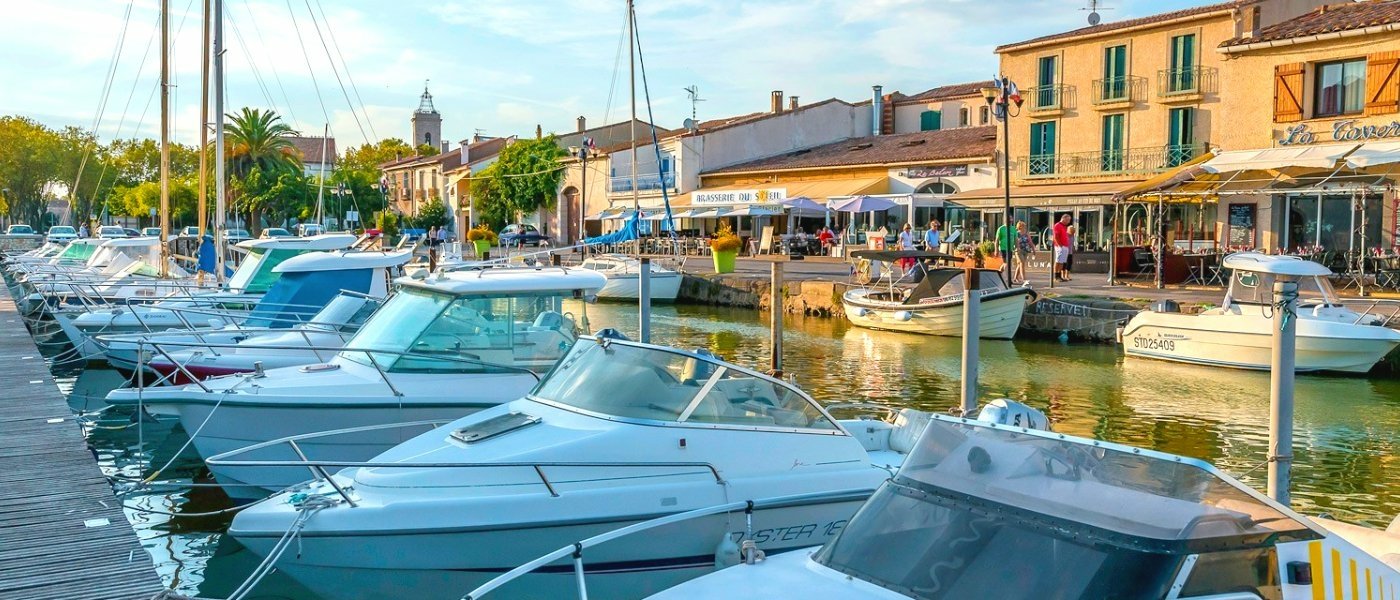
(0, 293, 165, 599)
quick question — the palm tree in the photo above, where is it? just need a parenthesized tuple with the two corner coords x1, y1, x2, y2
(225, 108, 301, 233)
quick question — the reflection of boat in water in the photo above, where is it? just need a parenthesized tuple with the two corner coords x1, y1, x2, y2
(1121, 253, 1400, 373)
(842, 251, 1035, 339)
(581, 254, 682, 302)
(650, 413, 1400, 599)
(65, 368, 131, 414)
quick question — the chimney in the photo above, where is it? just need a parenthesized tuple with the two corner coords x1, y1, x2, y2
(440, 140, 449, 154)
(771, 90, 784, 113)
(535, 124, 543, 139)
(460, 139, 471, 165)
(789, 96, 799, 111)
(576, 116, 587, 133)
(872, 85, 883, 136)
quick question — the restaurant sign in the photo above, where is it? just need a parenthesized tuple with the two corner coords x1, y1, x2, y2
(900, 165, 968, 178)
(1278, 119, 1400, 146)
(692, 188, 787, 205)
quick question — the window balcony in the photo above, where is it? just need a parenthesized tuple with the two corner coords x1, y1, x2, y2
(609, 171, 676, 194)
(1025, 84, 1072, 116)
(1156, 66, 1217, 103)
(1091, 75, 1146, 109)
(1018, 143, 1205, 179)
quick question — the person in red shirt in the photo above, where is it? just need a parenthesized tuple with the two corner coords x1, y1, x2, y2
(1052, 213, 1072, 282)
(817, 226, 836, 254)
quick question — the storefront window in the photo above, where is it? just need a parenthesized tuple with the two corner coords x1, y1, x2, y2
(1315, 59, 1366, 117)
(1285, 194, 1382, 252)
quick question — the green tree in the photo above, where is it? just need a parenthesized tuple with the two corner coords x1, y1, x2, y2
(328, 137, 412, 218)
(226, 108, 302, 232)
(0, 116, 64, 225)
(408, 198, 448, 230)
(471, 136, 564, 228)
(415, 143, 440, 157)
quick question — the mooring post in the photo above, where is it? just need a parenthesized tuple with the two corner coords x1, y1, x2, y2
(960, 267, 980, 415)
(770, 260, 784, 376)
(639, 256, 652, 343)
(1268, 278, 1298, 505)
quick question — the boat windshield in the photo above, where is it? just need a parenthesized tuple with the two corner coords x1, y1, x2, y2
(815, 417, 1317, 599)
(530, 339, 839, 431)
(341, 287, 578, 373)
(57, 242, 98, 262)
(227, 248, 303, 293)
(1228, 271, 1338, 307)
(305, 294, 380, 332)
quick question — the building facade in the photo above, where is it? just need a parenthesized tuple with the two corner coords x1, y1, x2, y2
(411, 85, 443, 150)
(887, 81, 996, 134)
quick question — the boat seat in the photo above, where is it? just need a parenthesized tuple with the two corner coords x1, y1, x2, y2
(888, 408, 934, 455)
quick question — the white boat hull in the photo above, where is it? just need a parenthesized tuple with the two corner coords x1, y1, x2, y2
(843, 291, 1031, 340)
(1121, 311, 1400, 373)
(596, 272, 682, 302)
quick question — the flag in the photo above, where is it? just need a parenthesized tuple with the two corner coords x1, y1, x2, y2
(1006, 81, 1022, 105)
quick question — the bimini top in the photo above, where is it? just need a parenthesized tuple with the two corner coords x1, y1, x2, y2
(1221, 252, 1331, 277)
(850, 249, 960, 264)
(273, 250, 412, 273)
(235, 233, 358, 251)
(98, 236, 162, 248)
(399, 266, 606, 296)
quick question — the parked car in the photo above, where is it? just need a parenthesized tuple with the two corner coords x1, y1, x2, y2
(179, 226, 200, 238)
(260, 227, 293, 239)
(499, 223, 550, 247)
(123, 228, 141, 237)
(296, 223, 324, 237)
(45, 225, 76, 244)
(97, 226, 128, 239)
(142, 227, 161, 237)
(226, 229, 251, 244)
(6, 224, 35, 235)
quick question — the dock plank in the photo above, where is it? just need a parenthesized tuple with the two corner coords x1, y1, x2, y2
(0, 291, 165, 600)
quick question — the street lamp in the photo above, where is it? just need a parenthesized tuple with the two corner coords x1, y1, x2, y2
(982, 78, 1024, 285)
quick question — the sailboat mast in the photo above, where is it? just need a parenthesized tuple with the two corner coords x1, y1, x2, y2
(316, 123, 329, 226)
(628, 0, 638, 214)
(198, 0, 210, 243)
(158, 0, 171, 278)
(213, 0, 226, 283)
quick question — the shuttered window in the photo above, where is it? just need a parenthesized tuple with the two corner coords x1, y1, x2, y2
(1315, 58, 1367, 117)
(1101, 114, 1125, 172)
(1029, 121, 1057, 176)
(920, 110, 941, 131)
(1273, 63, 1304, 123)
(1365, 51, 1400, 116)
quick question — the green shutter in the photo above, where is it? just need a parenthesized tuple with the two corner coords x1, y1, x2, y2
(1170, 34, 1197, 91)
(920, 110, 941, 131)
(1030, 121, 1056, 175)
(1167, 108, 1195, 166)
(1103, 45, 1127, 99)
(1101, 114, 1124, 171)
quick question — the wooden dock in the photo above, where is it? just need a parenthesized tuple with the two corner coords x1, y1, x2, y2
(0, 293, 165, 599)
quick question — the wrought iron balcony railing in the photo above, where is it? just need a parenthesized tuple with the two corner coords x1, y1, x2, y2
(1157, 66, 1218, 98)
(1091, 75, 1146, 105)
(609, 171, 676, 193)
(1025, 84, 1070, 112)
(1019, 143, 1205, 178)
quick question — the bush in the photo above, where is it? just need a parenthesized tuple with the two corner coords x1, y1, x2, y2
(709, 221, 742, 253)
(466, 224, 497, 243)
(377, 211, 400, 239)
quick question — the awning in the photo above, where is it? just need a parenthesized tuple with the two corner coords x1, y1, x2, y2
(1345, 140, 1400, 169)
(1201, 143, 1358, 174)
(724, 205, 785, 217)
(945, 181, 1137, 209)
(678, 177, 888, 206)
(1113, 151, 1217, 202)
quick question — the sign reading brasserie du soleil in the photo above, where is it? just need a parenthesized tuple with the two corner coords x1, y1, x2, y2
(1279, 119, 1400, 146)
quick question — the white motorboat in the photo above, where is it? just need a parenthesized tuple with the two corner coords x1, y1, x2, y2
(17, 237, 189, 311)
(1120, 253, 1400, 373)
(53, 234, 358, 360)
(649, 413, 1400, 600)
(842, 250, 1036, 339)
(103, 249, 411, 378)
(581, 253, 682, 302)
(225, 336, 934, 599)
(105, 266, 605, 501)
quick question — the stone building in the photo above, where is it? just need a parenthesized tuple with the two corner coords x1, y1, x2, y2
(411, 84, 443, 150)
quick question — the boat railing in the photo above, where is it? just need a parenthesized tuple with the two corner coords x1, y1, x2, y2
(461, 487, 876, 600)
(1349, 298, 1400, 327)
(202, 419, 729, 508)
(130, 338, 545, 395)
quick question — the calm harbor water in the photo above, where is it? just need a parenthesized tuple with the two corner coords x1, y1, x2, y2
(47, 301, 1400, 597)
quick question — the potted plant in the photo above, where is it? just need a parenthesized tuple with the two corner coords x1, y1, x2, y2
(709, 222, 742, 274)
(466, 224, 497, 257)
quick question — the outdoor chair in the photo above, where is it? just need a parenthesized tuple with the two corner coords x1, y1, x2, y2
(1131, 248, 1156, 280)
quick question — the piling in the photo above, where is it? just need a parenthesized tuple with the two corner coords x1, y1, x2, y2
(770, 261, 784, 375)
(639, 257, 652, 343)
(1269, 279, 1299, 505)
(960, 267, 980, 414)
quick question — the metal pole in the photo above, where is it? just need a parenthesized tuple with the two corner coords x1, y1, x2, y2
(579, 150, 587, 245)
(1155, 196, 1165, 289)
(198, 0, 210, 240)
(213, 0, 226, 283)
(1268, 278, 1298, 505)
(770, 261, 783, 375)
(639, 256, 651, 343)
(158, 0, 170, 279)
(960, 267, 980, 415)
(1000, 79, 1013, 286)
(627, 0, 638, 215)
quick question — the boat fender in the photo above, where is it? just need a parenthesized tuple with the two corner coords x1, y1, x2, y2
(714, 534, 741, 569)
(852, 307, 868, 318)
(976, 399, 1050, 431)
(894, 311, 913, 322)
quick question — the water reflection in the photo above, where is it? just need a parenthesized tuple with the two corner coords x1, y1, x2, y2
(52, 301, 1400, 596)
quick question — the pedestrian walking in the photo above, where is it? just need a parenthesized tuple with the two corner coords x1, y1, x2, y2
(1052, 213, 1072, 282)
(897, 223, 916, 272)
(427, 226, 440, 272)
(923, 220, 941, 252)
(1013, 221, 1032, 283)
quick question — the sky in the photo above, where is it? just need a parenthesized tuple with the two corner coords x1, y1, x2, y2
(0, 0, 1209, 150)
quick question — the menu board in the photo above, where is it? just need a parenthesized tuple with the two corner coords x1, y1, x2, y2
(1227, 203, 1256, 247)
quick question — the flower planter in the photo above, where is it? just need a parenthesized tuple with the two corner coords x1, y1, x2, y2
(472, 240, 492, 257)
(711, 249, 738, 273)
(958, 256, 1004, 270)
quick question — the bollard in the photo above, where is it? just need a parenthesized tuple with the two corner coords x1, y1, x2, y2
(1268, 279, 1298, 505)
(639, 257, 652, 343)
(770, 261, 784, 376)
(960, 267, 980, 415)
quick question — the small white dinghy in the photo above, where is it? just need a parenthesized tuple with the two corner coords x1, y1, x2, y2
(581, 253, 682, 302)
(842, 250, 1036, 339)
(1120, 252, 1400, 373)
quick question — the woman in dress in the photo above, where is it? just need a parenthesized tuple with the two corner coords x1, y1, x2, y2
(1013, 221, 1032, 283)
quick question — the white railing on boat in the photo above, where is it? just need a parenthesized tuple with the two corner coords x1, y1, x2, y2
(460, 487, 877, 600)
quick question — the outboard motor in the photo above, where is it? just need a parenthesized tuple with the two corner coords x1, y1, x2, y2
(1150, 299, 1180, 313)
(977, 399, 1050, 431)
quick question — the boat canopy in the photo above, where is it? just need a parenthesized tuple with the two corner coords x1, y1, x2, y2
(1221, 252, 1332, 277)
(530, 338, 841, 432)
(850, 249, 960, 264)
(55, 239, 103, 262)
(905, 268, 1005, 304)
(399, 267, 605, 298)
(242, 268, 377, 328)
(814, 415, 1320, 598)
(272, 250, 412, 273)
(233, 233, 358, 252)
